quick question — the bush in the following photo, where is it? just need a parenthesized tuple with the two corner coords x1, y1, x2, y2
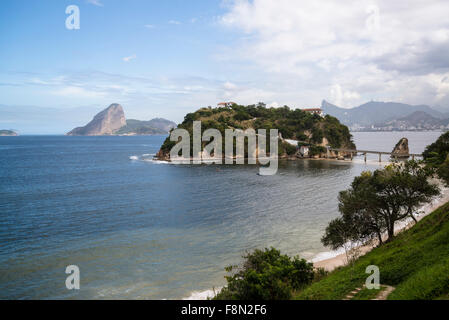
(423, 131, 449, 185)
(309, 145, 326, 156)
(214, 248, 314, 300)
(234, 111, 251, 121)
(423, 131, 449, 166)
(281, 141, 297, 155)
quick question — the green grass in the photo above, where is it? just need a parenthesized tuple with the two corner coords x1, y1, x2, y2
(294, 201, 449, 300)
(351, 286, 383, 300)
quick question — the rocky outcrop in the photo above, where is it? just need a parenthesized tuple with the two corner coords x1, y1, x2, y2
(391, 137, 410, 159)
(67, 104, 126, 136)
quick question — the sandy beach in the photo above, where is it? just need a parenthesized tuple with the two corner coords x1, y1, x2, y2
(313, 185, 449, 271)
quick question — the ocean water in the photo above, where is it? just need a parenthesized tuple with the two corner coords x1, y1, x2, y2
(0, 131, 444, 299)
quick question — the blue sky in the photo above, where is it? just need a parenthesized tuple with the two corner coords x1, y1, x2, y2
(1, 0, 449, 133)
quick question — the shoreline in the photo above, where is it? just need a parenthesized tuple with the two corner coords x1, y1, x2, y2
(313, 185, 449, 271)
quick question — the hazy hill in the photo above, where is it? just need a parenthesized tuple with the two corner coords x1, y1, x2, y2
(115, 118, 176, 135)
(396, 111, 441, 126)
(321, 100, 445, 128)
(372, 111, 449, 131)
(0, 130, 18, 136)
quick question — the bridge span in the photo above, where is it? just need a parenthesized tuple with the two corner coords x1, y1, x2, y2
(328, 148, 423, 163)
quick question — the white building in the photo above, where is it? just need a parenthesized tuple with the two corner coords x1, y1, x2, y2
(302, 108, 324, 117)
(299, 146, 310, 157)
(217, 102, 236, 108)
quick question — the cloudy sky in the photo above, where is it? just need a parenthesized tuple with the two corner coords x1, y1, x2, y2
(1, 0, 449, 133)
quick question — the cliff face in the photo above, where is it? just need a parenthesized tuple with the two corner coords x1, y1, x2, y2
(67, 104, 127, 136)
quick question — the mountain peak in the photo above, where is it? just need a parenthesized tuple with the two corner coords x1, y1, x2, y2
(67, 103, 126, 136)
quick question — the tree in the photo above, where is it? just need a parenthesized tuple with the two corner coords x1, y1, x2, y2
(437, 155, 449, 186)
(214, 248, 314, 300)
(322, 161, 440, 250)
(423, 131, 449, 186)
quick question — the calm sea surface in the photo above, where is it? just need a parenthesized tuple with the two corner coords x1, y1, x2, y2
(0, 131, 444, 299)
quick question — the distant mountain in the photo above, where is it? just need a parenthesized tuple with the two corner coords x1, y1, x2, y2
(67, 104, 126, 136)
(321, 100, 445, 129)
(0, 129, 18, 136)
(397, 111, 441, 124)
(66, 104, 176, 136)
(377, 111, 445, 130)
(115, 118, 176, 135)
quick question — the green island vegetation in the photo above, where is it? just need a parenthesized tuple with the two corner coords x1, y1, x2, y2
(0, 130, 17, 136)
(214, 131, 449, 300)
(423, 131, 449, 186)
(157, 103, 355, 159)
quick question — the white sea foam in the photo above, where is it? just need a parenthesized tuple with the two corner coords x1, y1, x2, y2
(183, 288, 222, 300)
(311, 248, 346, 263)
(143, 159, 171, 164)
(129, 155, 139, 160)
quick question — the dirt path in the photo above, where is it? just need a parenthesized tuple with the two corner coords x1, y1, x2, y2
(372, 285, 395, 300)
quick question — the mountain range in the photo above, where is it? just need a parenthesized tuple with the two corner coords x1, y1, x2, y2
(321, 100, 449, 131)
(67, 104, 176, 136)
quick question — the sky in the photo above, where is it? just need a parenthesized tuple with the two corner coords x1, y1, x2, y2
(1, 0, 449, 133)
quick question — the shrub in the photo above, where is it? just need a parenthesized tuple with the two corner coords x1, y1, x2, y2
(234, 111, 251, 121)
(214, 248, 314, 300)
(423, 132, 449, 185)
(281, 141, 298, 155)
(309, 145, 326, 156)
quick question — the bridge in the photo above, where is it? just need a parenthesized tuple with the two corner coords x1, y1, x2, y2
(328, 148, 423, 163)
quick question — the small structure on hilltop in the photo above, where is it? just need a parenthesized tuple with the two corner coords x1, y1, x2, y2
(302, 108, 324, 117)
(217, 102, 236, 108)
(391, 137, 410, 159)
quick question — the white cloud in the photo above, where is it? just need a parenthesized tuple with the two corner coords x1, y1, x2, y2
(86, 0, 103, 7)
(144, 24, 155, 29)
(51, 86, 105, 98)
(330, 84, 361, 108)
(168, 20, 181, 25)
(123, 54, 137, 62)
(219, 0, 449, 107)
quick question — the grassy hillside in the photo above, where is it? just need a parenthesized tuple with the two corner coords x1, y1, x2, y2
(158, 103, 355, 158)
(294, 201, 449, 300)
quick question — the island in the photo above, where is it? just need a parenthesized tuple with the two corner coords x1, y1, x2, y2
(156, 102, 355, 161)
(66, 103, 176, 136)
(0, 130, 18, 136)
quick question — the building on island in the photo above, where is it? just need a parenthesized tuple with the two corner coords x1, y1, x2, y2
(299, 146, 310, 157)
(217, 102, 236, 108)
(302, 108, 324, 117)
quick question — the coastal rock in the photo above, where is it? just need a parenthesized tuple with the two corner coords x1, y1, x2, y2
(67, 104, 126, 136)
(391, 137, 410, 159)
